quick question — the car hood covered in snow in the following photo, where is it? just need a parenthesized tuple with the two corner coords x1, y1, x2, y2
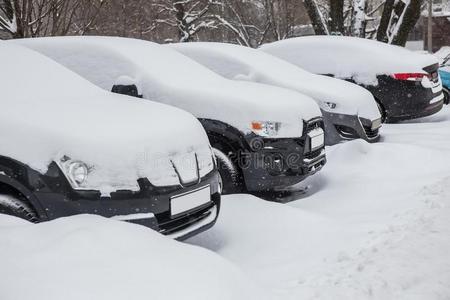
(0, 43, 214, 195)
(169, 42, 380, 121)
(12, 36, 321, 138)
(261, 36, 439, 86)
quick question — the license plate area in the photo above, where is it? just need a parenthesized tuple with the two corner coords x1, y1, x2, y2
(371, 118, 382, 130)
(170, 185, 211, 217)
(431, 72, 439, 82)
(308, 128, 325, 150)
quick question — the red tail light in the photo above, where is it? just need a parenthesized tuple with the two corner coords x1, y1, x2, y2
(392, 73, 431, 81)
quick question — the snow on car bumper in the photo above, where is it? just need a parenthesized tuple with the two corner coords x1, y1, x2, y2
(321, 110, 381, 145)
(33, 170, 221, 241)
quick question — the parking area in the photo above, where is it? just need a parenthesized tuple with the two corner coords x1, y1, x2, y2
(188, 106, 450, 299)
(1, 107, 449, 300)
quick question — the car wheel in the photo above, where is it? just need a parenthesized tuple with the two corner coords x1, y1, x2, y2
(212, 148, 243, 195)
(0, 194, 38, 222)
(376, 100, 387, 123)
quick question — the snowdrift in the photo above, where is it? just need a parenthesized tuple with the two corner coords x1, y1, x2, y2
(0, 214, 268, 300)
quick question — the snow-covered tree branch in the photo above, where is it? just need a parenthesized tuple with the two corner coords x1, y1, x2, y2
(0, 0, 105, 39)
(301, 0, 424, 46)
(150, 0, 221, 42)
(0, 0, 17, 36)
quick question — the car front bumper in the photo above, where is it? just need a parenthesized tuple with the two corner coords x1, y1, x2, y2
(321, 110, 381, 145)
(33, 170, 221, 241)
(240, 120, 327, 191)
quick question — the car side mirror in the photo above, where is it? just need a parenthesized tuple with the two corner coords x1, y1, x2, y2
(111, 76, 143, 98)
(111, 84, 143, 98)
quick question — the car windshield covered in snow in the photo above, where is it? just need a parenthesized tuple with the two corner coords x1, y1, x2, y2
(12, 36, 321, 138)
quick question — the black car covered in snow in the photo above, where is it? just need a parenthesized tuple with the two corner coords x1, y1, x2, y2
(0, 43, 220, 240)
(262, 36, 445, 123)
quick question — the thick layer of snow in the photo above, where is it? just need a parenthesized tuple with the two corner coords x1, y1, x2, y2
(0, 43, 214, 194)
(169, 42, 380, 120)
(261, 36, 439, 86)
(12, 37, 321, 138)
(189, 107, 450, 299)
(2, 107, 450, 299)
(0, 214, 268, 300)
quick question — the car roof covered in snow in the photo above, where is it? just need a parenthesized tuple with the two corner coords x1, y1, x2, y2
(12, 36, 321, 137)
(261, 36, 439, 85)
(0, 42, 213, 195)
(170, 42, 380, 120)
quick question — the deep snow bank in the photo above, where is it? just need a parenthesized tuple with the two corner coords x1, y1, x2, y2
(0, 215, 268, 300)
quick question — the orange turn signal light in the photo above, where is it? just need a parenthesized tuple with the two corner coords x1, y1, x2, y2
(251, 122, 263, 130)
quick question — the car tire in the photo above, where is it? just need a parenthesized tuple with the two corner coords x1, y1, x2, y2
(0, 194, 38, 222)
(376, 99, 387, 123)
(212, 148, 243, 195)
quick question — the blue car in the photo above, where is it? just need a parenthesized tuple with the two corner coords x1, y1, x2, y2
(439, 55, 450, 104)
(440, 68, 450, 104)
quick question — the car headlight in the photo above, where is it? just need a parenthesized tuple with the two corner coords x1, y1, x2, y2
(57, 156, 91, 189)
(251, 121, 281, 137)
(320, 101, 338, 111)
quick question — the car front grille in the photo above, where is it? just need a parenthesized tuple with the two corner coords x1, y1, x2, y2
(156, 201, 216, 236)
(303, 118, 325, 135)
(304, 148, 323, 160)
(363, 126, 380, 139)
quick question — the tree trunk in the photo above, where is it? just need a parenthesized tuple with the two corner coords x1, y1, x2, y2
(351, 0, 366, 37)
(329, 0, 344, 34)
(376, 0, 395, 42)
(174, 2, 190, 42)
(391, 0, 423, 46)
(303, 0, 329, 35)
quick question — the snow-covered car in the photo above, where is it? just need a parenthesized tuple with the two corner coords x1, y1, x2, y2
(435, 47, 450, 104)
(0, 42, 221, 240)
(169, 42, 382, 145)
(262, 36, 445, 122)
(13, 36, 326, 194)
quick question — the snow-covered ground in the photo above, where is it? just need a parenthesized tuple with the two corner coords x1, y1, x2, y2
(2, 107, 450, 299)
(189, 106, 450, 299)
